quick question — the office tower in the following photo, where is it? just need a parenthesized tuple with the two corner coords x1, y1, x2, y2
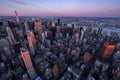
(100, 43, 115, 58)
(42, 32, 45, 44)
(79, 26, 83, 31)
(57, 18, 60, 25)
(45, 39, 51, 48)
(45, 30, 47, 38)
(75, 26, 80, 35)
(50, 20, 56, 40)
(56, 25, 61, 33)
(34, 21, 42, 41)
(29, 44, 35, 56)
(75, 32, 79, 44)
(15, 10, 20, 23)
(52, 20, 55, 27)
(97, 27, 102, 36)
(60, 26, 65, 37)
(24, 22, 29, 31)
(6, 26, 16, 45)
(20, 48, 37, 79)
(80, 29, 84, 41)
(66, 24, 72, 38)
(26, 31, 36, 56)
(71, 22, 76, 28)
(47, 31, 53, 43)
(53, 64, 59, 78)
(26, 31, 36, 46)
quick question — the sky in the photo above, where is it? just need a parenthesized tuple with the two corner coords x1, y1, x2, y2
(0, 0, 120, 17)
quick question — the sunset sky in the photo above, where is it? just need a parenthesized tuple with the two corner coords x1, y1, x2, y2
(0, 0, 120, 17)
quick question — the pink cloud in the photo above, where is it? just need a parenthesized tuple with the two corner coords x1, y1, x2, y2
(8, 0, 26, 5)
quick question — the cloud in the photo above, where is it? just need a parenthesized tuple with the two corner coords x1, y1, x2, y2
(8, 0, 26, 5)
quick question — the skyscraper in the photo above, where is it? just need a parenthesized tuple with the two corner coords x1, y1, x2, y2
(57, 18, 60, 25)
(26, 31, 36, 56)
(20, 48, 37, 79)
(26, 31, 36, 46)
(6, 26, 16, 45)
(97, 27, 102, 36)
(34, 21, 43, 41)
(52, 20, 55, 27)
(50, 20, 56, 40)
(15, 10, 20, 23)
(24, 22, 29, 31)
(80, 29, 84, 41)
(100, 43, 115, 58)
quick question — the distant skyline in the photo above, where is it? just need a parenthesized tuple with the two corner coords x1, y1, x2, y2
(0, 0, 120, 17)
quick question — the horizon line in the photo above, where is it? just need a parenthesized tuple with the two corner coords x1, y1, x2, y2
(0, 15, 120, 18)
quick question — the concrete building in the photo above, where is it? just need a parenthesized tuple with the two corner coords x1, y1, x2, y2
(20, 48, 37, 79)
(100, 43, 115, 58)
(15, 10, 20, 23)
(6, 26, 16, 45)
